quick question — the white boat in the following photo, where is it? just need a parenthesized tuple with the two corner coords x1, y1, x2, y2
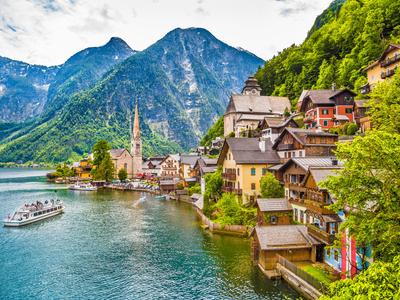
(4, 200, 65, 227)
(69, 183, 97, 191)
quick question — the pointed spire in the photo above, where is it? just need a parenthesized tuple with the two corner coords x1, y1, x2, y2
(133, 100, 140, 139)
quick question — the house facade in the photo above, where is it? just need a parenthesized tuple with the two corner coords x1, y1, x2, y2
(299, 89, 356, 130)
(224, 77, 291, 136)
(258, 115, 299, 143)
(217, 138, 280, 204)
(159, 155, 180, 178)
(256, 198, 292, 226)
(272, 128, 338, 162)
(362, 44, 400, 93)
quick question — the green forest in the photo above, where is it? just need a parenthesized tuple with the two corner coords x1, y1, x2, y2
(255, 0, 400, 104)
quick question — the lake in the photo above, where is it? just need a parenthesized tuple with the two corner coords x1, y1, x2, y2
(0, 168, 299, 299)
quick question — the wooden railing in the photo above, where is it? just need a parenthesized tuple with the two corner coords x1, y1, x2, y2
(222, 173, 236, 181)
(380, 53, 400, 67)
(304, 199, 333, 215)
(307, 224, 335, 245)
(276, 254, 328, 294)
(222, 186, 242, 195)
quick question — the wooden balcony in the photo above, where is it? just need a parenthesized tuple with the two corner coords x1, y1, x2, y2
(286, 182, 306, 192)
(289, 197, 305, 206)
(222, 186, 242, 195)
(222, 173, 236, 181)
(380, 54, 400, 67)
(304, 199, 334, 215)
(307, 224, 335, 245)
(304, 115, 314, 123)
(381, 68, 396, 79)
(278, 144, 294, 151)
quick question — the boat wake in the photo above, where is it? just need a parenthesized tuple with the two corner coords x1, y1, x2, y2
(132, 196, 146, 208)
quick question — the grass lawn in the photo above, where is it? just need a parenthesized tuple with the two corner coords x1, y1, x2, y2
(297, 262, 339, 286)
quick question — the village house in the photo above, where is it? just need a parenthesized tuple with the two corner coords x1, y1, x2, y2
(72, 159, 92, 179)
(251, 225, 320, 271)
(353, 100, 372, 133)
(142, 156, 165, 177)
(191, 157, 218, 183)
(256, 198, 292, 226)
(217, 137, 280, 204)
(179, 154, 201, 182)
(258, 115, 299, 143)
(298, 88, 356, 130)
(272, 128, 338, 162)
(224, 76, 291, 137)
(159, 154, 180, 178)
(361, 43, 400, 93)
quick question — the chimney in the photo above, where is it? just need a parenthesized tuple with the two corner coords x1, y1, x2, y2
(259, 138, 267, 152)
(332, 82, 336, 91)
(331, 157, 338, 166)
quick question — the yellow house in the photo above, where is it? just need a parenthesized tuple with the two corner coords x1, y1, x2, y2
(72, 159, 92, 179)
(217, 138, 281, 205)
(362, 43, 400, 93)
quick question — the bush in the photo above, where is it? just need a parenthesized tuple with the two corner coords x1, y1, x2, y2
(188, 183, 201, 196)
(118, 168, 128, 181)
(346, 123, 358, 135)
(213, 193, 257, 226)
(260, 173, 284, 198)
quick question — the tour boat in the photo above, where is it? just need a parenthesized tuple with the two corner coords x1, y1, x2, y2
(68, 183, 97, 191)
(4, 200, 65, 227)
(155, 195, 166, 201)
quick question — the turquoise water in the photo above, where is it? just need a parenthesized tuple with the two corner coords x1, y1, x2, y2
(0, 169, 299, 299)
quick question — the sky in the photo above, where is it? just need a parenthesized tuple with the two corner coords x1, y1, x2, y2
(0, 0, 332, 66)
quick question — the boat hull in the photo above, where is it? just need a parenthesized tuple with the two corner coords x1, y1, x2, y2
(69, 187, 97, 191)
(3, 207, 65, 227)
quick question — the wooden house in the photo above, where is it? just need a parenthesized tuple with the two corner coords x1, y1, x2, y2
(159, 154, 180, 178)
(354, 100, 372, 133)
(256, 198, 292, 226)
(258, 115, 299, 143)
(272, 128, 338, 162)
(72, 159, 92, 179)
(251, 225, 320, 271)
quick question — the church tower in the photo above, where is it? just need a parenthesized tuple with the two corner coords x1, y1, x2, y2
(131, 102, 142, 175)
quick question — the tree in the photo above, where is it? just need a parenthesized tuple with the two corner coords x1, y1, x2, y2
(320, 255, 400, 299)
(322, 131, 400, 262)
(369, 70, 400, 133)
(203, 167, 223, 217)
(346, 123, 358, 135)
(91, 140, 115, 182)
(53, 163, 74, 179)
(260, 173, 284, 198)
(118, 168, 128, 181)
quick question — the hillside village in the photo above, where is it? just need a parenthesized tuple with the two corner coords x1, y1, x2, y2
(58, 43, 400, 299)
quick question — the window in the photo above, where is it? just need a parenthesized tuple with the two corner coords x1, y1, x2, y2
(249, 196, 255, 203)
(300, 211, 304, 223)
(262, 168, 268, 175)
(290, 175, 297, 183)
(251, 183, 256, 190)
(237, 168, 240, 176)
(345, 108, 352, 114)
(322, 109, 329, 115)
(333, 108, 336, 114)
(251, 168, 256, 176)
(287, 152, 291, 158)
(326, 248, 331, 257)
(270, 215, 277, 224)
(299, 150, 303, 157)
(294, 209, 298, 221)
(334, 250, 339, 261)
(228, 154, 231, 160)
(323, 120, 328, 127)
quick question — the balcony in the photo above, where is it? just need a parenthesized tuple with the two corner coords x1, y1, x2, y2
(304, 115, 314, 123)
(307, 224, 335, 245)
(222, 173, 236, 181)
(289, 197, 305, 205)
(278, 144, 294, 151)
(381, 68, 396, 79)
(304, 199, 334, 215)
(380, 53, 400, 67)
(359, 83, 370, 95)
(222, 186, 242, 195)
(286, 182, 306, 192)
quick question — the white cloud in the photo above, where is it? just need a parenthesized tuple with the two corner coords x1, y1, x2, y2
(0, 0, 332, 65)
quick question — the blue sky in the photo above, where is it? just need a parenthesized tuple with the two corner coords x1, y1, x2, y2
(0, 0, 332, 65)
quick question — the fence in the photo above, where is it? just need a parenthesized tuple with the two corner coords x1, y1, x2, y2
(276, 254, 328, 294)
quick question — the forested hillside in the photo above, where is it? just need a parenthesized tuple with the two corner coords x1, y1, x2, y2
(256, 0, 400, 104)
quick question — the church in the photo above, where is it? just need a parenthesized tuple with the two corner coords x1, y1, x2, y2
(110, 103, 143, 179)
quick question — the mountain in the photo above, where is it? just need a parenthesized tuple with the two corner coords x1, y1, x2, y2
(255, 0, 400, 103)
(0, 28, 263, 163)
(0, 37, 135, 124)
(0, 58, 59, 122)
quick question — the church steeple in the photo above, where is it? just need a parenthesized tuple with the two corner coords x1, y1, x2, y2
(131, 101, 142, 175)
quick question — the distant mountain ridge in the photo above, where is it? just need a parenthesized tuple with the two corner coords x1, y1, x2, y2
(0, 28, 263, 163)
